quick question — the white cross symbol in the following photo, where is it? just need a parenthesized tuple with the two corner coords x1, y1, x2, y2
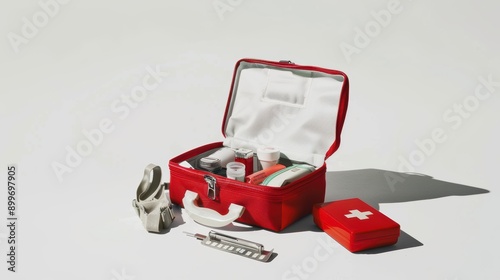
(345, 209, 373, 220)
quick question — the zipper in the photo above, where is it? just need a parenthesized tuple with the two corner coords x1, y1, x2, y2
(170, 163, 323, 200)
(237, 58, 348, 77)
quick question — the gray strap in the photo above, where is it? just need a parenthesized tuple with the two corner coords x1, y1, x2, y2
(132, 164, 175, 232)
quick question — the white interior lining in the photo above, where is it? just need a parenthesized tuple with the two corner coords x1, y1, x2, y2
(223, 62, 344, 167)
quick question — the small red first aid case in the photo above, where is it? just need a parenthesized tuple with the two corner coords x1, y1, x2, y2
(169, 59, 349, 232)
(313, 198, 400, 252)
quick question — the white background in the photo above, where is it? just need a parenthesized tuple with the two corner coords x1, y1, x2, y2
(1, 0, 499, 279)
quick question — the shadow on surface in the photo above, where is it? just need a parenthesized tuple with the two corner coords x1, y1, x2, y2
(284, 169, 489, 233)
(281, 169, 489, 253)
(169, 204, 185, 229)
(324, 169, 489, 209)
(356, 230, 423, 254)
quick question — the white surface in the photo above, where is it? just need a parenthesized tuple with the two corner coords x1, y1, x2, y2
(1, 0, 499, 279)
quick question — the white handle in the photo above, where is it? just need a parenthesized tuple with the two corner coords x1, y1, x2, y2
(182, 190, 244, 228)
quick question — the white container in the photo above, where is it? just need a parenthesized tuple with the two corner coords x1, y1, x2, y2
(203, 147, 235, 168)
(257, 147, 280, 169)
(226, 162, 246, 181)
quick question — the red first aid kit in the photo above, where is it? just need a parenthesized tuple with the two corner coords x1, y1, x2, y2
(169, 59, 349, 232)
(313, 198, 400, 252)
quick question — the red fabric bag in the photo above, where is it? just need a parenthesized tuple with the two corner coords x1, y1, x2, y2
(169, 59, 349, 232)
